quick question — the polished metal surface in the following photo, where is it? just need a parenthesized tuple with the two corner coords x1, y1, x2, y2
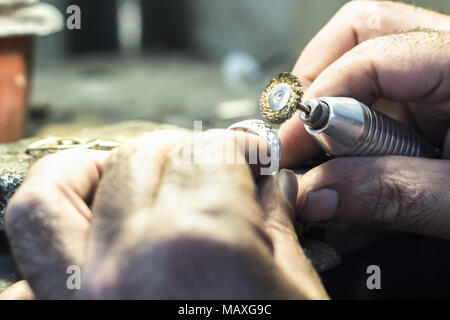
(227, 119, 281, 175)
(268, 83, 291, 111)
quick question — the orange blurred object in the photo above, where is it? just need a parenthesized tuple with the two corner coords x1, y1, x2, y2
(0, 36, 32, 143)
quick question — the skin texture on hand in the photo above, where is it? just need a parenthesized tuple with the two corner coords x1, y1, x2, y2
(4, 130, 328, 300)
(279, 1, 450, 240)
(4, 150, 110, 299)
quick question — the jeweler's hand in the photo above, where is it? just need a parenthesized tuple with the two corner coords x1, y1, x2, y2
(280, 0, 450, 166)
(279, 1, 450, 239)
(82, 130, 327, 299)
(4, 131, 328, 299)
(4, 149, 110, 299)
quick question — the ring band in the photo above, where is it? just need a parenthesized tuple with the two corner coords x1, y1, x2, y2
(227, 119, 282, 174)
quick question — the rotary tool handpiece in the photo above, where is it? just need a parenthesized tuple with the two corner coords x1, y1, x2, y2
(260, 73, 439, 159)
(300, 97, 440, 158)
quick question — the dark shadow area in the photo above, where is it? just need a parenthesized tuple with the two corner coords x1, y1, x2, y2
(68, 0, 118, 54)
(323, 233, 450, 299)
(142, 0, 188, 50)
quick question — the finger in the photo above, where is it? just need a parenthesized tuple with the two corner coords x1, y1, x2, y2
(293, 1, 450, 86)
(85, 130, 191, 265)
(88, 129, 274, 252)
(306, 30, 450, 114)
(0, 281, 34, 300)
(282, 7, 450, 167)
(279, 113, 323, 168)
(296, 156, 450, 240)
(5, 149, 109, 299)
(87, 129, 268, 260)
(258, 170, 328, 299)
(283, 29, 450, 164)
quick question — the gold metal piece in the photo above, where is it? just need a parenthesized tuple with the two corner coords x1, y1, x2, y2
(26, 137, 120, 156)
(260, 72, 304, 124)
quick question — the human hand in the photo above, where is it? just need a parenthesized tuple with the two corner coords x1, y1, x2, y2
(4, 130, 328, 299)
(3, 149, 109, 299)
(279, 1, 450, 239)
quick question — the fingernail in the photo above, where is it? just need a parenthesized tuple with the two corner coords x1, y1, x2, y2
(277, 169, 298, 208)
(303, 188, 339, 223)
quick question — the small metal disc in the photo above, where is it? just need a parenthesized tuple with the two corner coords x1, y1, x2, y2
(260, 72, 304, 124)
(269, 83, 291, 111)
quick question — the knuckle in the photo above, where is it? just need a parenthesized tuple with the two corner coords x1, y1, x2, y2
(340, 1, 380, 21)
(265, 219, 297, 241)
(341, 0, 389, 22)
(370, 175, 404, 226)
(28, 149, 92, 177)
(370, 170, 431, 230)
(340, 1, 365, 16)
(352, 37, 385, 57)
(101, 143, 141, 174)
(29, 153, 62, 173)
(108, 143, 137, 162)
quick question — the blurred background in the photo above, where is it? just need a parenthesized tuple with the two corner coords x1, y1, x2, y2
(29, 0, 450, 136)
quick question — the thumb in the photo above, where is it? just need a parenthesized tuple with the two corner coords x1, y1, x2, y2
(296, 157, 450, 240)
(258, 170, 329, 299)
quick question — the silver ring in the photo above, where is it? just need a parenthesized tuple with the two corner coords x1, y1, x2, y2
(227, 119, 281, 174)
